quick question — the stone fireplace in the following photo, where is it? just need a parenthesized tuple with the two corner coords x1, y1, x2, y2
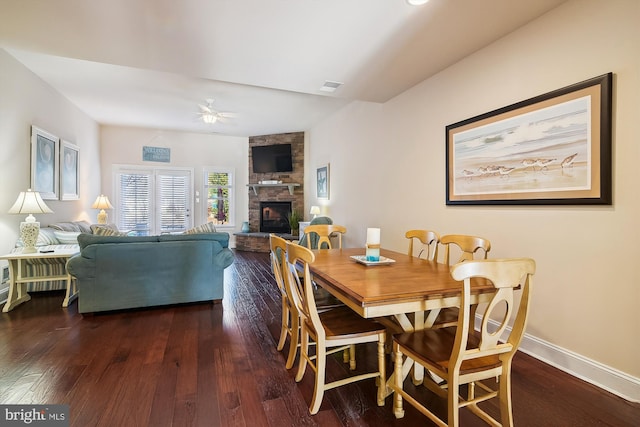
(234, 131, 304, 252)
(260, 201, 292, 233)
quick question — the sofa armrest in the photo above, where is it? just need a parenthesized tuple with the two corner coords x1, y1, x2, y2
(213, 248, 234, 270)
(66, 254, 94, 279)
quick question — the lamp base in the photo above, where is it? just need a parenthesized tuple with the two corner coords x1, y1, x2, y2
(97, 210, 108, 224)
(20, 220, 40, 253)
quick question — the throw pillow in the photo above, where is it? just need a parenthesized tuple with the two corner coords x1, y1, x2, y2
(53, 231, 81, 244)
(184, 222, 217, 234)
(93, 226, 128, 236)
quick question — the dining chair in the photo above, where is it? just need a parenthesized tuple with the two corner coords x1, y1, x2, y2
(405, 229, 440, 261)
(432, 234, 492, 329)
(392, 258, 535, 427)
(303, 224, 347, 250)
(269, 233, 300, 369)
(440, 234, 491, 266)
(284, 241, 387, 415)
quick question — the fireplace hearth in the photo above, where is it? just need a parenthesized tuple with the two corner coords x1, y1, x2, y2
(260, 201, 292, 233)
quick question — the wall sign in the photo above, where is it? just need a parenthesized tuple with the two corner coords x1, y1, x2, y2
(143, 146, 171, 163)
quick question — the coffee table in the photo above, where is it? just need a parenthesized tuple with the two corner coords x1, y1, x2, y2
(1, 246, 79, 312)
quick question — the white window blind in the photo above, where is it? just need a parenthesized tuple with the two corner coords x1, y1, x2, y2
(157, 171, 190, 234)
(115, 167, 192, 235)
(118, 172, 151, 235)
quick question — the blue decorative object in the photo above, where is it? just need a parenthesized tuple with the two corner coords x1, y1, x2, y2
(241, 221, 250, 233)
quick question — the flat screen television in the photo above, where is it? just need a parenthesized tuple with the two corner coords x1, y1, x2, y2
(252, 144, 293, 173)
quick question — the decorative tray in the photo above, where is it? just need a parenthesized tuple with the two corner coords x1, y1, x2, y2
(350, 255, 396, 266)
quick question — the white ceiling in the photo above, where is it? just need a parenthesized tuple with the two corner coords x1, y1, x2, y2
(0, 0, 568, 137)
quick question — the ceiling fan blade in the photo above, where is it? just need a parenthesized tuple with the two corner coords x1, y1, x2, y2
(198, 104, 212, 113)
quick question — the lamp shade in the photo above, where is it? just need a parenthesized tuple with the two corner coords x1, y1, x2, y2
(310, 205, 321, 216)
(92, 195, 114, 210)
(8, 189, 53, 215)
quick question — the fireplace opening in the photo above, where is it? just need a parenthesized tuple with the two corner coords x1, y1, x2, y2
(260, 201, 292, 233)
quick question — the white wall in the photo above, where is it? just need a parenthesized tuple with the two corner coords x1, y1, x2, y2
(99, 126, 248, 245)
(305, 0, 640, 400)
(0, 49, 101, 293)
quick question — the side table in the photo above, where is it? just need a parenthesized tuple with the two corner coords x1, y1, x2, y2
(1, 246, 79, 312)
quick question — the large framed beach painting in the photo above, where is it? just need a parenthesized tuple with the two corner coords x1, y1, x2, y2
(446, 73, 612, 205)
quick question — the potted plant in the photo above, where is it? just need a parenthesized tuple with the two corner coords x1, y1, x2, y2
(287, 210, 302, 236)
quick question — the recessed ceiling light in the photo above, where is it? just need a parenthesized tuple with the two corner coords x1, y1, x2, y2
(407, 0, 429, 5)
(319, 80, 344, 93)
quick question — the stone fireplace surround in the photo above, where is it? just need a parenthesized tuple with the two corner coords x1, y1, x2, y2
(235, 132, 304, 252)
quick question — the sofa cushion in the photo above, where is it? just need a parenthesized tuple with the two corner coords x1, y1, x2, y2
(48, 220, 92, 233)
(53, 230, 81, 244)
(184, 222, 217, 234)
(158, 232, 230, 248)
(77, 233, 159, 250)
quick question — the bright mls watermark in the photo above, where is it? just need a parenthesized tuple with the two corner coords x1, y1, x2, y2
(1, 405, 69, 426)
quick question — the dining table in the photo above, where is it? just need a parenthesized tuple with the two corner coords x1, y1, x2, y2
(308, 247, 496, 395)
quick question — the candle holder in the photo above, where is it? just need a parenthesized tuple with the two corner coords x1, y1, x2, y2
(366, 243, 380, 262)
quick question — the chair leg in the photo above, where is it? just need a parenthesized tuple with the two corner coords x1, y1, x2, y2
(277, 302, 289, 351)
(285, 312, 299, 369)
(448, 377, 460, 427)
(295, 325, 309, 382)
(499, 366, 514, 427)
(376, 335, 386, 406)
(309, 345, 326, 415)
(349, 344, 356, 370)
(393, 344, 405, 419)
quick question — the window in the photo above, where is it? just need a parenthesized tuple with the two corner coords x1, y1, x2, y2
(204, 168, 234, 227)
(115, 166, 193, 235)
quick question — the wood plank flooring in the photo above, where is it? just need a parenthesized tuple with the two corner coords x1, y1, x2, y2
(1, 250, 638, 426)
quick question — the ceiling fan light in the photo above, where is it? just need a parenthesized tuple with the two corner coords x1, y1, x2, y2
(407, 0, 429, 5)
(202, 113, 217, 124)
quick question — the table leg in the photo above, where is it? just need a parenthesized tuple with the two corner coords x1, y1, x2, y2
(62, 275, 77, 307)
(2, 259, 31, 312)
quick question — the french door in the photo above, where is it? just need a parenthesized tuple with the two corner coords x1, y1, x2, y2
(114, 167, 193, 235)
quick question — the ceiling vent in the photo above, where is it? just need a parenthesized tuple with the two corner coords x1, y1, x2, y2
(319, 80, 343, 93)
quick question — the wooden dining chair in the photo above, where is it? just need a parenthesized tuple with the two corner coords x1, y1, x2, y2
(269, 234, 299, 369)
(440, 234, 491, 266)
(284, 241, 387, 415)
(303, 224, 347, 250)
(405, 229, 440, 261)
(392, 258, 535, 427)
(433, 234, 492, 329)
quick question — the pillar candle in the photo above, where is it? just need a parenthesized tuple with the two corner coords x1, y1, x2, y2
(366, 228, 380, 244)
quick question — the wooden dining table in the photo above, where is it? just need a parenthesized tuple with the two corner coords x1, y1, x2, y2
(309, 247, 494, 330)
(308, 247, 496, 394)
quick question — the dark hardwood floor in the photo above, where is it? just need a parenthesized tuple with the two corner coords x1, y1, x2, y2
(1, 250, 638, 426)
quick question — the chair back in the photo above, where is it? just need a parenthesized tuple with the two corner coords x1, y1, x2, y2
(303, 224, 347, 249)
(440, 234, 491, 266)
(450, 258, 535, 365)
(283, 242, 323, 340)
(269, 234, 288, 299)
(405, 229, 440, 261)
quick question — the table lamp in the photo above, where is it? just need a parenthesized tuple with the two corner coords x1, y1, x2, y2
(310, 205, 320, 219)
(8, 189, 54, 253)
(92, 195, 114, 224)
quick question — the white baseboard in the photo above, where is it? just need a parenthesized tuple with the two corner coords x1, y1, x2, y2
(478, 316, 640, 403)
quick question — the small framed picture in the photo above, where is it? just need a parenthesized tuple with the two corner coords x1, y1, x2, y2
(31, 126, 59, 200)
(316, 164, 329, 199)
(60, 140, 80, 200)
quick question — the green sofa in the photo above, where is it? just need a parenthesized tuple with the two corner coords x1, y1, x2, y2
(67, 232, 234, 314)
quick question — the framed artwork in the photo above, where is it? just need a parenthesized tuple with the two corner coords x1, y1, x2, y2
(30, 126, 59, 200)
(446, 73, 612, 205)
(60, 140, 80, 200)
(316, 164, 330, 199)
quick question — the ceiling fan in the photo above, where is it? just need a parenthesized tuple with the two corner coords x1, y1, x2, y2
(197, 99, 235, 124)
